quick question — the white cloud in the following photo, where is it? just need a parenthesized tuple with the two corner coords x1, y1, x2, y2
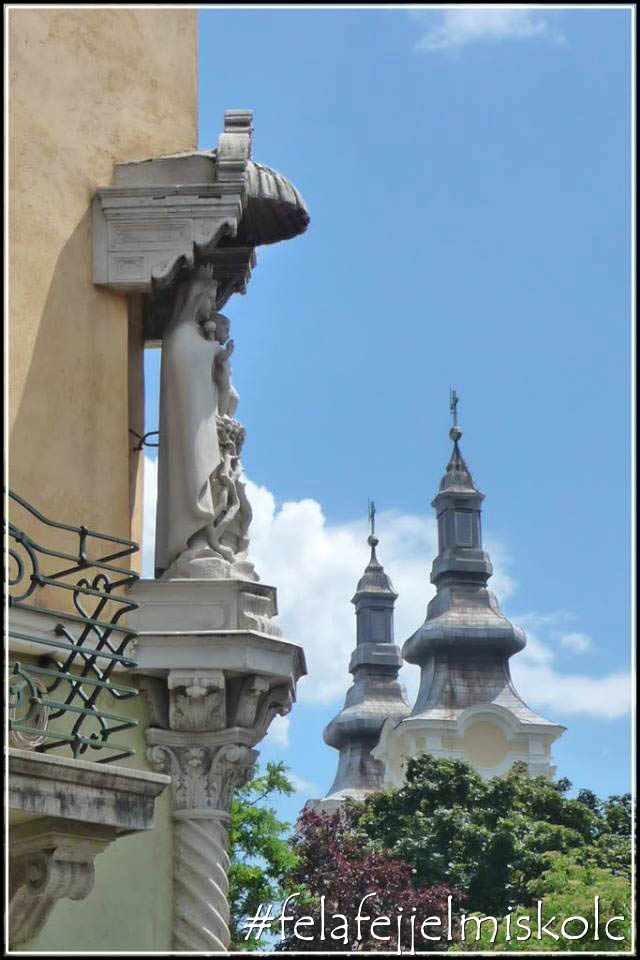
(265, 713, 289, 748)
(509, 624, 627, 718)
(512, 610, 575, 630)
(512, 660, 630, 720)
(516, 629, 554, 666)
(142, 454, 158, 579)
(411, 9, 564, 53)
(287, 772, 319, 795)
(141, 457, 630, 720)
(557, 631, 593, 654)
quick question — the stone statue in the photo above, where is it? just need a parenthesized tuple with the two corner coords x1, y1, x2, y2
(205, 312, 239, 419)
(155, 266, 256, 581)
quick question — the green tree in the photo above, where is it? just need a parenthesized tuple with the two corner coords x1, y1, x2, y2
(229, 762, 298, 950)
(356, 755, 631, 919)
(462, 851, 631, 951)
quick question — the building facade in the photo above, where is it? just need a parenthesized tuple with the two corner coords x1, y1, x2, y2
(8, 8, 308, 952)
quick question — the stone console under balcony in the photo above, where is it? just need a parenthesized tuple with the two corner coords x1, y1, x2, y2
(8, 748, 170, 946)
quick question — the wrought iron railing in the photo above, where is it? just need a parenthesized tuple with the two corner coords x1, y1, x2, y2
(5, 489, 140, 764)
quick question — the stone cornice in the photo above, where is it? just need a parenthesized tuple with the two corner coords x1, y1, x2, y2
(8, 748, 170, 833)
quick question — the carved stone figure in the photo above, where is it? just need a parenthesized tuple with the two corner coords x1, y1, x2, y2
(155, 265, 221, 577)
(207, 417, 254, 579)
(209, 313, 239, 419)
(155, 268, 254, 580)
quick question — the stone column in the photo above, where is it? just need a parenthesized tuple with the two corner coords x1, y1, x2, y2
(144, 668, 293, 952)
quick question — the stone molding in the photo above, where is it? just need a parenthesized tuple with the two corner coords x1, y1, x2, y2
(146, 733, 259, 951)
(147, 737, 258, 815)
(93, 111, 252, 295)
(134, 604, 302, 953)
(128, 576, 283, 636)
(9, 819, 116, 946)
(144, 668, 295, 747)
(8, 747, 170, 832)
(168, 668, 226, 732)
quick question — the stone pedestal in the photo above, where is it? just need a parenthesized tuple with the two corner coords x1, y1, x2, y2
(129, 577, 306, 952)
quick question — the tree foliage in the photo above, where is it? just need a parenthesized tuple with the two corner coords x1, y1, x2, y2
(356, 755, 631, 918)
(228, 762, 298, 949)
(463, 851, 631, 951)
(279, 804, 459, 951)
(228, 756, 631, 953)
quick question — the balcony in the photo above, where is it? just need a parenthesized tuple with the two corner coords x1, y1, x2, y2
(6, 490, 169, 946)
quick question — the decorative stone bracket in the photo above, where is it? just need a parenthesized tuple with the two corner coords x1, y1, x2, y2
(7, 748, 170, 947)
(9, 819, 115, 946)
(92, 108, 309, 316)
(93, 110, 253, 296)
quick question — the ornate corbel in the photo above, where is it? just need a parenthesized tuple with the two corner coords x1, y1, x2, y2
(92, 111, 253, 294)
(9, 821, 115, 946)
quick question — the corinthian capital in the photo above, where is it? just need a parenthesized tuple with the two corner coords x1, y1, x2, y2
(147, 739, 257, 815)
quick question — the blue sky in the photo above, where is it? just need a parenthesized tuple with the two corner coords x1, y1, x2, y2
(144, 6, 632, 819)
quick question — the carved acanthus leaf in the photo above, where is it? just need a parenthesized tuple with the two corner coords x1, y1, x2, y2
(147, 741, 257, 813)
(168, 670, 226, 732)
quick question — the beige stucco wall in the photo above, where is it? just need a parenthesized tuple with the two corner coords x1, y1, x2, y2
(9, 8, 197, 950)
(9, 7, 197, 548)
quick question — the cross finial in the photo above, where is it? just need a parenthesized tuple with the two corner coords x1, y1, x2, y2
(449, 388, 462, 444)
(450, 387, 459, 428)
(368, 499, 376, 538)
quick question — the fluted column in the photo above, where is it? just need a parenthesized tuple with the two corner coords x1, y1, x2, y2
(144, 669, 292, 952)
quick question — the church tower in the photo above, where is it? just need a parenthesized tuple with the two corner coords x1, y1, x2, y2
(312, 509, 410, 810)
(373, 395, 565, 783)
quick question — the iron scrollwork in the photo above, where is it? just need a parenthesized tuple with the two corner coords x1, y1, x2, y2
(5, 489, 141, 763)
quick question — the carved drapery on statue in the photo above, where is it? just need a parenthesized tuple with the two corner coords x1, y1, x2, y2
(155, 266, 220, 575)
(155, 266, 256, 581)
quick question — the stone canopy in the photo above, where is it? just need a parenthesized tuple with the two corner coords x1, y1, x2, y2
(93, 110, 310, 332)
